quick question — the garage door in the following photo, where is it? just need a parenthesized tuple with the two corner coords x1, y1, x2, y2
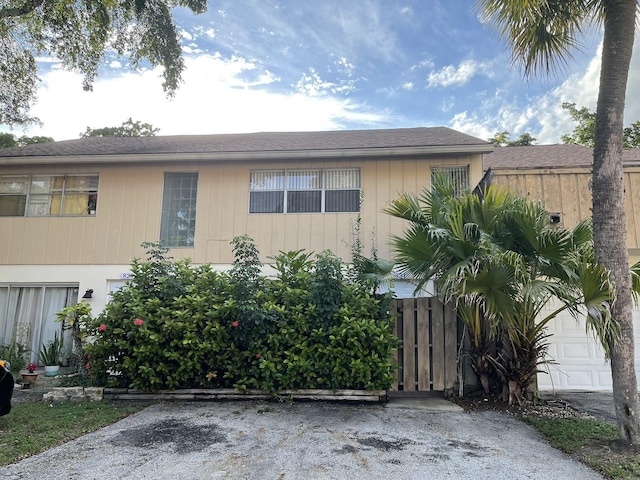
(538, 306, 640, 391)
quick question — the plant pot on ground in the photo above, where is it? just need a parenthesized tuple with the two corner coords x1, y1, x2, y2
(40, 332, 62, 377)
(21, 363, 39, 386)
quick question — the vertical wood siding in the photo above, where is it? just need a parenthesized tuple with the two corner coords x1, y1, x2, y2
(0, 154, 483, 265)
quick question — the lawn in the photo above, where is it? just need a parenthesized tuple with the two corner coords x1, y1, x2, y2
(523, 416, 640, 480)
(0, 401, 149, 466)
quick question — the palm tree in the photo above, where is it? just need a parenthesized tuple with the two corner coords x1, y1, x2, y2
(386, 177, 616, 403)
(476, 0, 639, 444)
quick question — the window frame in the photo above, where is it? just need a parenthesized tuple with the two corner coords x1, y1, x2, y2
(430, 165, 470, 198)
(159, 172, 199, 248)
(0, 174, 99, 217)
(249, 168, 361, 214)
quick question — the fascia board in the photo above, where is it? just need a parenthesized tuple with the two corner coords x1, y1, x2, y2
(0, 144, 493, 166)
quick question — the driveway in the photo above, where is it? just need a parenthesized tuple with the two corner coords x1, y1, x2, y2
(0, 399, 601, 480)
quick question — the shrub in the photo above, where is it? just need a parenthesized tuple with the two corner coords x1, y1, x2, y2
(84, 239, 397, 392)
(0, 341, 28, 374)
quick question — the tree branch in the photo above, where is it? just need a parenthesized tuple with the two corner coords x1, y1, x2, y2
(0, 0, 45, 20)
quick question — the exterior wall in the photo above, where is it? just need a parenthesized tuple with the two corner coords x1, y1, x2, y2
(0, 153, 483, 267)
(490, 166, 640, 257)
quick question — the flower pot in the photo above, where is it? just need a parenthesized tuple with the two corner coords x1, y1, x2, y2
(21, 372, 38, 386)
(44, 365, 59, 377)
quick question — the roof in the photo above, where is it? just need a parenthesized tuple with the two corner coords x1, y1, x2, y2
(484, 144, 640, 171)
(0, 127, 492, 165)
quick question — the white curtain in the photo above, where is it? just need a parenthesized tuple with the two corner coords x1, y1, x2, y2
(0, 286, 76, 363)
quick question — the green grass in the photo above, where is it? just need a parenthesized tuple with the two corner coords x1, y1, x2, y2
(0, 401, 148, 466)
(522, 416, 619, 453)
(523, 416, 640, 480)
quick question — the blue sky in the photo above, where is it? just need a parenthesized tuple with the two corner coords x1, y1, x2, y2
(5, 0, 639, 143)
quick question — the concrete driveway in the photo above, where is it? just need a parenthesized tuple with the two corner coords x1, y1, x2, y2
(0, 399, 602, 480)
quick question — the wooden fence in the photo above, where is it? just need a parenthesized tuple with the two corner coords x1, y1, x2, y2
(390, 297, 458, 393)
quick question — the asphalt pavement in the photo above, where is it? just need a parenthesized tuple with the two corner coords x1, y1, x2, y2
(0, 399, 603, 480)
(541, 390, 617, 424)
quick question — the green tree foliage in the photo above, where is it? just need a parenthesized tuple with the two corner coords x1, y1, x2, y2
(0, 1, 208, 127)
(80, 118, 160, 138)
(477, 0, 640, 444)
(488, 130, 537, 147)
(562, 102, 640, 148)
(84, 240, 397, 392)
(386, 175, 617, 404)
(0, 132, 54, 148)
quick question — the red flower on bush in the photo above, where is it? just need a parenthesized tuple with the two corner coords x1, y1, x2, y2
(232, 321, 239, 328)
(26, 362, 37, 373)
(255, 353, 261, 359)
(98, 324, 107, 332)
(134, 318, 144, 326)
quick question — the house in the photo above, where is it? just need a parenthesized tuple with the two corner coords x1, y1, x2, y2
(0, 127, 489, 362)
(484, 144, 640, 391)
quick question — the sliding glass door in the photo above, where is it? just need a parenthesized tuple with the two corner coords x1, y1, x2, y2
(0, 285, 78, 364)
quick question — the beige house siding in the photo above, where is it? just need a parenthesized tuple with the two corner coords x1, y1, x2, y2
(0, 154, 483, 266)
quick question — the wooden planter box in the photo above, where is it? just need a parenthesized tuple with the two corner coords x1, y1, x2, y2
(102, 388, 387, 403)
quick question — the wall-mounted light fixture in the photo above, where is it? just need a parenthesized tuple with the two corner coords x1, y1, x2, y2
(82, 289, 94, 299)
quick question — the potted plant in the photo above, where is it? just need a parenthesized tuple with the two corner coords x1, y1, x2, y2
(40, 332, 62, 377)
(21, 362, 39, 387)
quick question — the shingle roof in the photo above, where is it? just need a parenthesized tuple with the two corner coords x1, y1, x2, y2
(484, 144, 640, 171)
(0, 127, 490, 159)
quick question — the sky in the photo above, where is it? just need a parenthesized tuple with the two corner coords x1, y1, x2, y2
(3, 0, 640, 144)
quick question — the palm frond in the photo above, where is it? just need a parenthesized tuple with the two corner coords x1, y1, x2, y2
(476, 0, 593, 78)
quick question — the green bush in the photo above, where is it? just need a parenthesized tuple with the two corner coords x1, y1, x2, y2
(0, 341, 28, 374)
(84, 240, 397, 392)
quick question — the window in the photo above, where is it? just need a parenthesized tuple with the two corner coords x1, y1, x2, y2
(0, 175, 98, 216)
(160, 172, 198, 247)
(250, 168, 360, 213)
(431, 166, 470, 197)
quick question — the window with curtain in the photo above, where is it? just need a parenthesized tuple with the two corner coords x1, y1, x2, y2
(160, 172, 198, 247)
(249, 168, 360, 213)
(0, 174, 99, 216)
(0, 285, 77, 364)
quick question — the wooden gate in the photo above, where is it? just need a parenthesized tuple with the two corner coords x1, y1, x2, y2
(390, 297, 458, 394)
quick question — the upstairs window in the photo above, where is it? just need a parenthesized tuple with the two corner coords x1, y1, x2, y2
(250, 168, 360, 213)
(431, 166, 470, 197)
(0, 175, 98, 216)
(160, 172, 198, 247)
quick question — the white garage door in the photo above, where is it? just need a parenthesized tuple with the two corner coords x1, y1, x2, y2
(538, 306, 640, 391)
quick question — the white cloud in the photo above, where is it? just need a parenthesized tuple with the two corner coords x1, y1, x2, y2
(8, 55, 386, 140)
(294, 68, 356, 97)
(335, 56, 356, 77)
(428, 59, 493, 88)
(447, 34, 640, 145)
(410, 59, 434, 72)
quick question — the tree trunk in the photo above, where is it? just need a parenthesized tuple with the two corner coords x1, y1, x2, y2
(592, 0, 640, 444)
